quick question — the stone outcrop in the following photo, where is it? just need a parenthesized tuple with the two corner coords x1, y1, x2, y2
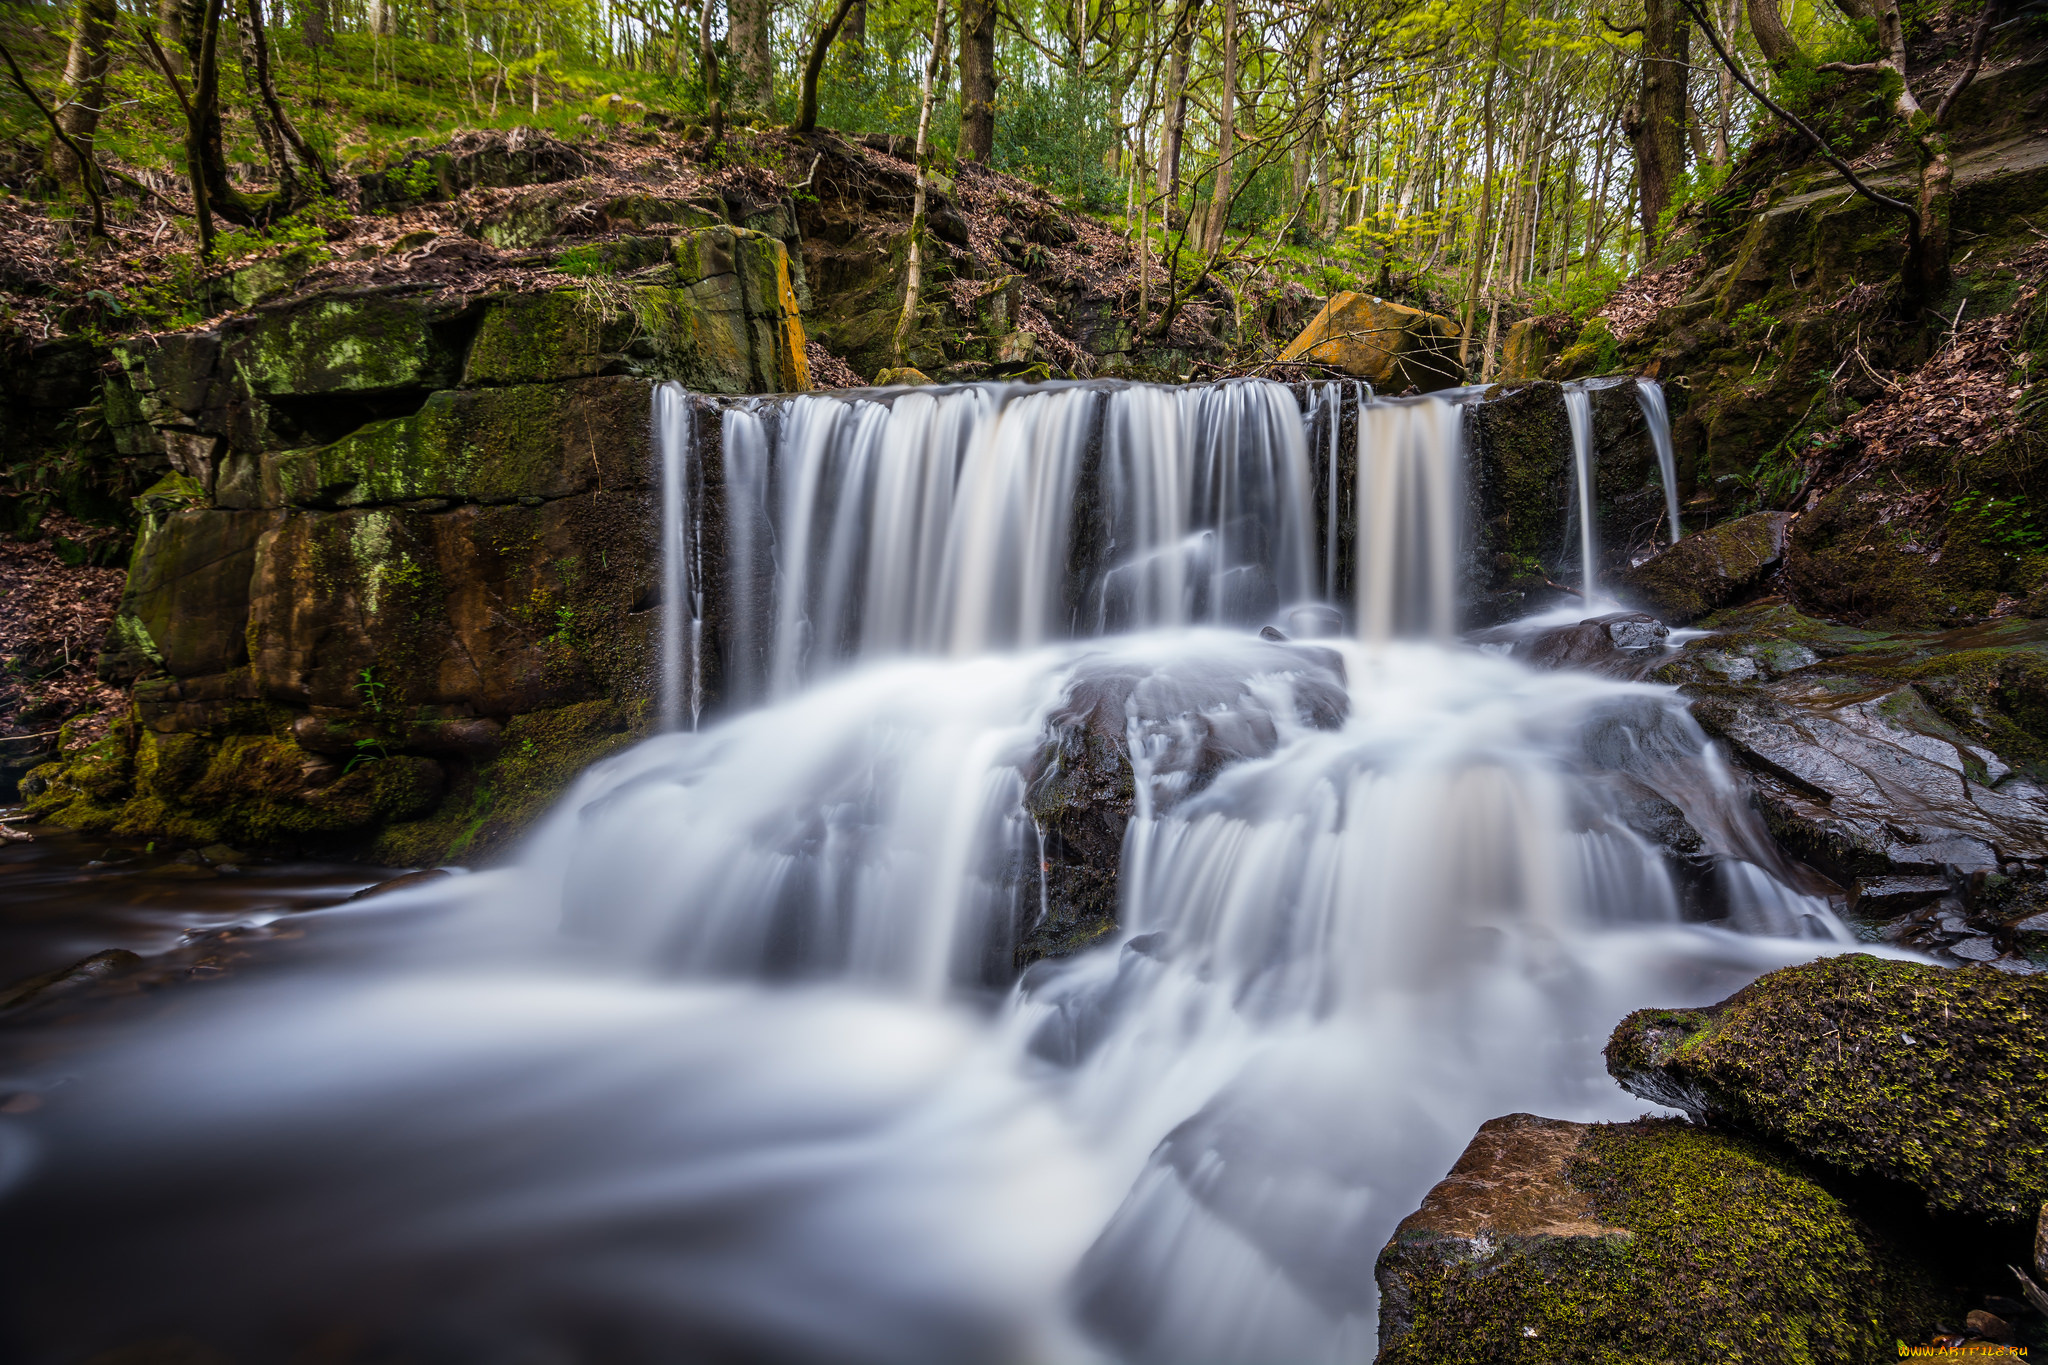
(1651, 603, 2048, 961)
(1375, 1112, 1944, 1363)
(1018, 639, 1350, 968)
(24, 225, 809, 861)
(1463, 378, 1670, 621)
(1616, 511, 1788, 624)
(1276, 292, 1464, 392)
(1606, 953, 2048, 1224)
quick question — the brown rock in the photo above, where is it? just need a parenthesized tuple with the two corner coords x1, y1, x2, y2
(1966, 1309, 2014, 1343)
(1275, 292, 1464, 392)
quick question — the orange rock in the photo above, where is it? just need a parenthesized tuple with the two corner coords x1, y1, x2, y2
(1276, 292, 1465, 391)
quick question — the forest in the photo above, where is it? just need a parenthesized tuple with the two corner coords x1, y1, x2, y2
(1, 0, 1908, 374)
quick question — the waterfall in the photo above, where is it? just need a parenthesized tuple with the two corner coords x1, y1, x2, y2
(5, 376, 1856, 1365)
(1635, 377, 1682, 544)
(653, 383, 703, 731)
(717, 381, 1318, 697)
(1564, 384, 1598, 597)
(1354, 395, 1461, 641)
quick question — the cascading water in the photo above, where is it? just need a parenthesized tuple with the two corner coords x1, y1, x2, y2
(1635, 376, 1682, 545)
(654, 383, 704, 731)
(717, 381, 1318, 700)
(2, 377, 1864, 1365)
(1564, 383, 1599, 597)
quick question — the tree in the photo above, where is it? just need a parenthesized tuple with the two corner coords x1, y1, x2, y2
(45, 0, 118, 197)
(893, 1, 951, 368)
(1620, 0, 1690, 257)
(1201, 0, 1239, 258)
(796, 0, 862, 133)
(958, 0, 998, 161)
(728, 0, 772, 113)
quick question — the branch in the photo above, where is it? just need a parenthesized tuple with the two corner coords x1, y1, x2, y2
(1676, 0, 1920, 233)
(1934, 0, 2001, 125)
(0, 40, 107, 239)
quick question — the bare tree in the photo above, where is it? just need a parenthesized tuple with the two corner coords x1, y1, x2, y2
(893, 3, 952, 368)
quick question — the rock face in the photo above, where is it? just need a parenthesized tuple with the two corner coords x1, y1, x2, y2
(1606, 953, 2048, 1224)
(1655, 604, 2048, 951)
(1506, 611, 1670, 677)
(1617, 511, 1789, 625)
(1018, 639, 1350, 968)
(1375, 1112, 1943, 1363)
(1463, 379, 1671, 621)
(1276, 292, 1464, 392)
(26, 226, 810, 861)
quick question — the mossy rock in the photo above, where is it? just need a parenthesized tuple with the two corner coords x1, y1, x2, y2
(265, 377, 653, 509)
(1616, 511, 1788, 625)
(373, 698, 643, 865)
(1606, 953, 2048, 1223)
(1543, 316, 1617, 381)
(224, 293, 469, 398)
(1376, 1112, 1947, 1363)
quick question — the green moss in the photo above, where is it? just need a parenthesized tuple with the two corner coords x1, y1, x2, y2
(1606, 953, 2048, 1222)
(227, 295, 462, 397)
(272, 384, 576, 507)
(373, 698, 644, 865)
(1377, 1118, 1946, 1364)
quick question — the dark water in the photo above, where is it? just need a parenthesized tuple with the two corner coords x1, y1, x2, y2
(0, 822, 394, 982)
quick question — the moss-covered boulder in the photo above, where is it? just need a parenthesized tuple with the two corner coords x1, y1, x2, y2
(1606, 953, 2048, 1223)
(1276, 291, 1464, 391)
(1375, 1111, 1945, 1363)
(1617, 511, 1788, 625)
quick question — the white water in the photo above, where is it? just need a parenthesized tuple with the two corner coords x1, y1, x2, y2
(1, 378, 1863, 1365)
(1635, 377, 1682, 545)
(1564, 383, 1598, 597)
(654, 384, 704, 731)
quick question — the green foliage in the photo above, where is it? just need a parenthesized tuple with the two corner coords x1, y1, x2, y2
(1954, 490, 2048, 555)
(993, 74, 1121, 210)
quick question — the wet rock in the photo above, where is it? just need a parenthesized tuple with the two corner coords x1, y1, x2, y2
(1967, 1309, 2015, 1343)
(1018, 640, 1349, 968)
(1510, 611, 1669, 678)
(1615, 511, 1789, 626)
(1606, 953, 2048, 1223)
(1689, 679, 2048, 886)
(1850, 873, 1950, 916)
(0, 948, 145, 1014)
(1275, 292, 1463, 392)
(347, 867, 456, 901)
(1375, 1112, 1943, 1363)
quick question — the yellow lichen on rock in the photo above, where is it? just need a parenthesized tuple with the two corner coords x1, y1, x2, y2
(1276, 292, 1465, 392)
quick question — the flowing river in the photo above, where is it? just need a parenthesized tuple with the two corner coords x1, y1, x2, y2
(2, 378, 1850, 1364)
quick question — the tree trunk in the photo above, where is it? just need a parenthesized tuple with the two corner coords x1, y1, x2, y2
(840, 0, 866, 59)
(958, 0, 997, 161)
(1459, 4, 1505, 367)
(796, 0, 860, 133)
(46, 0, 116, 192)
(234, 0, 296, 193)
(729, 0, 773, 114)
(701, 0, 723, 145)
(1158, 0, 1198, 216)
(1202, 0, 1238, 258)
(893, 3, 950, 369)
(1625, 0, 1689, 256)
(1746, 0, 1800, 68)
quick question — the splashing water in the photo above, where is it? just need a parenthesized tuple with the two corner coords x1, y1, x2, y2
(0, 379, 1862, 1365)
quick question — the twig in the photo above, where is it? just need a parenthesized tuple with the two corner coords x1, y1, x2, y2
(2012, 1265, 2048, 1319)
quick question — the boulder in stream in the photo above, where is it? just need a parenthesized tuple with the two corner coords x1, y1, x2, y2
(1616, 511, 1789, 625)
(1375, 1111, 1944, 1363)
(1606, 953, 2048, 1223)
(1275, 292, 1464, 392)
